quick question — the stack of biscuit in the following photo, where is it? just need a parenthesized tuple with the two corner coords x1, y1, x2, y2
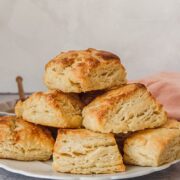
(1, 48, 179, 174)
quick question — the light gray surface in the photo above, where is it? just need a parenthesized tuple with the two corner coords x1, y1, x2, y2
(0, 94, 19, 102)
(0, 163, 179, 180)
(0, 0, 180, 92)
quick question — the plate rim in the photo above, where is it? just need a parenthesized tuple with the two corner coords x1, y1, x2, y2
(0, 108, 179, 179)
(0, 160, 179, 180)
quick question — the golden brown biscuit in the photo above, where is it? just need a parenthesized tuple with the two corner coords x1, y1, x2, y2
(15, 90, 84, 128)
(53, 129, 125, 174)
(161, 118, 180, 129)
(82, 83, 167, 133)
(0, 116, 54, 161)
(123, 119, 180, 166)
(44, 48, 127, 93)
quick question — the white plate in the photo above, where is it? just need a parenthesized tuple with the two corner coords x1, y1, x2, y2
(0, 103, 179, 179)
(0, 159, 179, 180)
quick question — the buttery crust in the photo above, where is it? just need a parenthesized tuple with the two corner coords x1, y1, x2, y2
(161, 118, 180, 129)
(53, 129, 125, 174)
(44, 48, 127, 93)
(15, 90, 84, 128)
(82, 83, 167, 133)
(0, 116, 54, 161)
(123, 119, 180, 166)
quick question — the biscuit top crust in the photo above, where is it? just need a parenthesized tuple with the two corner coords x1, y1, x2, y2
(0, 116, 54, 146)
(44, 48, 127, 93)
(27, 90, 84, 111)
(85, 83, 146, 108)
(58, 128, 115, 139)
(54, 129, 117, 152)
(161, 119, 180, 130)
(45, 48, 122, 71)
(82, 83, 149, 125)
(124, 119, 180, 145)
(82, 83, 167, 133)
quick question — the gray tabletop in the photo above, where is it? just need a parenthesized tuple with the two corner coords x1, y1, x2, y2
(0, 163, 179, 180)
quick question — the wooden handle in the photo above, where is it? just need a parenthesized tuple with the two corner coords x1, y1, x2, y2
(16, 76, 25, 101)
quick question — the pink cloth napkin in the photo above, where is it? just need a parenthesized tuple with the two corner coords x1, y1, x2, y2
(133, 72, 180, 120)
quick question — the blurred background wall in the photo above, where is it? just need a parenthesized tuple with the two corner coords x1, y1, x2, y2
(0, 0, 179, 92)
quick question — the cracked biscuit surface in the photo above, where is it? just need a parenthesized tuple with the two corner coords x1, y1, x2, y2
(82, 83, 167, 133)
(44, 48, 126, 93)
(123, 119, 180, 166)
(53, 129, 125, 174)
(15, 90, 84, 128)
(0, 116, 54, 161)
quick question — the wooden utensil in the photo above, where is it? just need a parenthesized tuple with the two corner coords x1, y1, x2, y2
(16, 76, 26, 101)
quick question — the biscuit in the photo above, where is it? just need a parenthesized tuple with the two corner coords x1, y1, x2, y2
(44, 48, 127, 93)
(161, 118, 180, 129)
(123, 119, 180, 166)
(0, 116, 54, 161)
(53, 129, 125, 174)
(82, 83, 167, 133)
(15, 90, 84, 128)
